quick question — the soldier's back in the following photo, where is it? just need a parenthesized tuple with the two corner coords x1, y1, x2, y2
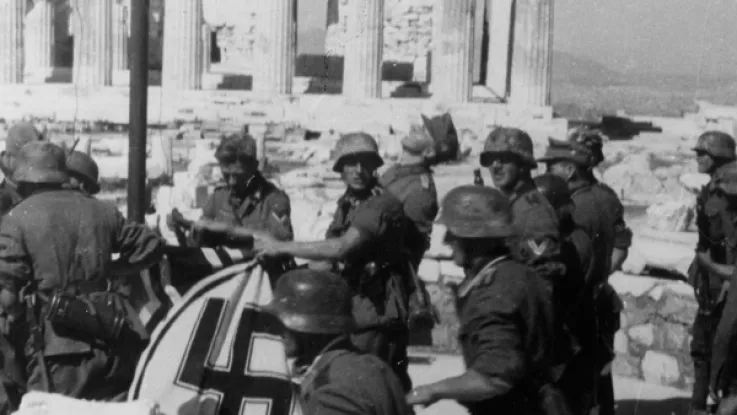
(301, 346, 409, 415)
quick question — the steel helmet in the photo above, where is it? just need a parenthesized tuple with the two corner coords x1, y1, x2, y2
(12, 141, 69, 185)
(331, 132, 384, 173)
(714, 160, 737, 195)
(480, 127, 537, 169)
(437, 185, 515, 238)
(693, 131, 736, 160)
(533, 174, 573, 211)
(66, 151, 101, 194)
(565, 127, 605, 167)
(262, 268, 356, 334)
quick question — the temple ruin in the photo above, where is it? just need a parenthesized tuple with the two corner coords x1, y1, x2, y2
(0, 0, 553, 107)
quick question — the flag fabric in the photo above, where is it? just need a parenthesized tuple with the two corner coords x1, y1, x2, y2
(128, 261, 303, 415)
(127, 246, 250, 333)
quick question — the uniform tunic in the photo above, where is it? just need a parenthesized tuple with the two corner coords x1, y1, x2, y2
(454, 256, 555, 415)
(195, 172, 293, 246)
(379, 164, 438, 268)
(296, 337, 409, 415)
(0, 189, 164, 400)
(325, 185, 412, 390)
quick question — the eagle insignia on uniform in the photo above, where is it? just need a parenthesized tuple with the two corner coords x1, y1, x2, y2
(527, 239, 550, 257)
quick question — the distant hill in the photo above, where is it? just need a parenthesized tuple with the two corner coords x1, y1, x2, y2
(553, 51, 627, 86)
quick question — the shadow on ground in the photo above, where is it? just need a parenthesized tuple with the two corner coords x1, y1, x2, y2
(616, 397, 691, 415)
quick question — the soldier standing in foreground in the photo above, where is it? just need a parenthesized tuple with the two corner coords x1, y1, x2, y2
(203, 132, 413, 391)
(539, 128, 634, 415)
(0, 142, 165, 400)
(534, 174, 596, 414)
(406, 185, 566, 415)
(263, 268, 410, 415)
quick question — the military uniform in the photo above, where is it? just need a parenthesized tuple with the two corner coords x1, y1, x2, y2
(0, 142, 164, 400)
(194, 172, 294, 245)
(296, 336, 409, 415)
(379, 164, 438, 269)
(325, 185, 412, 391)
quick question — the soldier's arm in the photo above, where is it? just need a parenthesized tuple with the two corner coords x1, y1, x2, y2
(256, 199, 389, 261)
(264, 191, 294, 241)
(304, 384, 376, 415)
(112, 210, 166, 274)
(697, 251, 734, 282)
(412, 285, 526, 403)
(610, 201, 633, 274)
(0, 213, 30, 313)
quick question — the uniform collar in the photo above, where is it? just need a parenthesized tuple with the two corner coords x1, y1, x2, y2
(569, 177, 595, 195)
(457, 255, 509, 298)
(509, 179, 536, 204)
(229, 172, 267, 204)
(290, 335, 353, 385)
(339, 181, 383, 207)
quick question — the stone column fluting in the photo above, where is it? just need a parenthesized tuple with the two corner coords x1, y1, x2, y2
(509, 0, 553, 107)
(202, 24, 211, 73)
(431, 0, 475, 103)
(112, 0, 128, 71)
(72, 0, 113, 87)
(162, 0, 203, 90)
(0, 0, 25, 84)
(343, 0, 384, 99)
(253, 0, 295, 95)
(486, 0, 514, 99)
(26, 0, 55, 74)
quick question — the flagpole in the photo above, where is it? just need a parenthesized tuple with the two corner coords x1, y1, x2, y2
(128, 0, 150, 223)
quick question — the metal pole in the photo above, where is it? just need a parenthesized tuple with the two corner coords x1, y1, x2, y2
(127, 0, 150, 223)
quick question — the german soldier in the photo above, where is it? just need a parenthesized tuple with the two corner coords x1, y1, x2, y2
(263, 268, 410, 415)
(379, 125, 439, 332)
(208, 132, 413, 391)
(173, 132, 294, 246)
(538, 128, 634, 415)
(683, 131, 737, 414)
(534, 173, 596, 414)
(406, 185, 568, 415)
(480, 127, 574, 386)
(0, 141, 164, 400)
(65, 151, 101, 197)
(0, 122, 46, 216)
(479, 127, 562, 268)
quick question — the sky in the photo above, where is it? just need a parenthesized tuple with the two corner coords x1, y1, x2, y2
(296, 0, 737, 78)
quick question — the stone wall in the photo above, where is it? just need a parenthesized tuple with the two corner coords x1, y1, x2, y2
(326, 0, 434, 80)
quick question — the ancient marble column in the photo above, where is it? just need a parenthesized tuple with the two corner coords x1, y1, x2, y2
(343, 0, 384, 99)
(509, 0, 553, 107)
(112, 0, 128, 71)
(254, 0, 295, 95)
(162, 0, 203, 90)
(472, 0, 485, 84)
(26, 0, 55, 76)
(486, 0, 514, 99)
(431, 0, 475, 103)
(72, 0, 114, 87)
(202, 24, 211, 73)
(0, 0, 25, 84)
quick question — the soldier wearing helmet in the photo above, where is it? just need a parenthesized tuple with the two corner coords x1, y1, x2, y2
(407, 185, 565, 414)
(263, 268, 410, 415)
(539, 127, 632, 415)
(534, 174, 598, 414)
(183, 132, 294, 246)
(479, 127, 563, 279)
(379, 125, 439, 332)
(685, 132, 737, 415)
(65, 151, 101, 196)
(0, 141, 163, 402)
(0, 122, 46, 217)
(216, 132, 413, 391)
